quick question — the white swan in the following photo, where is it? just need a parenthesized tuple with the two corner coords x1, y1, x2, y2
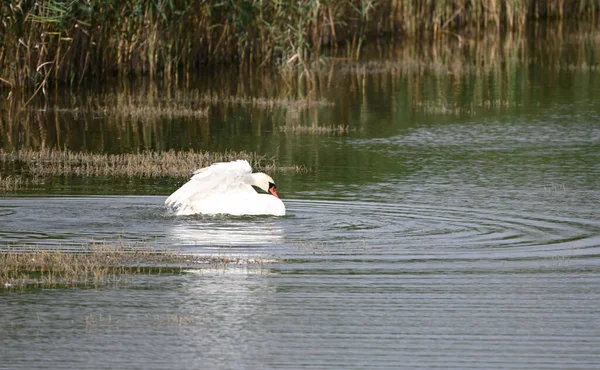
(165, 160, 285, 216)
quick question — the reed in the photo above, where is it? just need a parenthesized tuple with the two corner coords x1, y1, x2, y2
(412, 98, 517, 116)
(96, 104, 209, 119)
(0, 245, 176, 289)
(196, 95, 334, 110)
(1, 1, 597, 89)
(0, 148, 298, 182)
(279, 124, 354, 135)
(0, 148, 305, 193)
(0, 243, 275, 289)
(0, 174, 25, 192)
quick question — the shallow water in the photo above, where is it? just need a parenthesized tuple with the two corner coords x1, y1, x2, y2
(2, 30, 600, 369)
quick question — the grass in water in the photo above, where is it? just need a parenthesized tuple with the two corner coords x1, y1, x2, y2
(95, 104, 209, 119)
(0, 174, 43, 193)
(196, 94, 334, 110)
(279, 124, 354, 135)
(0, 244, 275, 289)
(0, 149, 306, 193)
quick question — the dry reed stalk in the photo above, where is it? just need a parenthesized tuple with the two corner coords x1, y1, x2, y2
(0, 149, 301, 182)
(279, 124, 352, 135)
(0, 244, 276, 289)
(95, 105, 209, 119)
(197, 95, 335, 110)
(0, 174, 45, 193)
(412, 97, 516, 116)
(0, 175, 23, 192)
(1, 0, 596, 88)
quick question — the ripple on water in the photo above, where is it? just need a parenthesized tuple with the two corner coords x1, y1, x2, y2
(281, 199, 600, 271)
(0, 196, 598, 272)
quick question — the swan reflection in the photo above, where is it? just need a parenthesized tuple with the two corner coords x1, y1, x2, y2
(168, 217, 284, 248)
(176, 265, 277, 368)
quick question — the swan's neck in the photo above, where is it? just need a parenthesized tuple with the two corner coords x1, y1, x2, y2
(244, 173, 261, 188)
(244, 173, 272, 194)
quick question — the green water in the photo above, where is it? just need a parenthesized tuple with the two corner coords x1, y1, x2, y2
(1, 29, 600, 369)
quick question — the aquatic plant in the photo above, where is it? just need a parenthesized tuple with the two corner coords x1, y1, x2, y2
(0, 245, 178, 289)
(0, 174, 44, 193)
(0, 243, 275, 289)
(0, 148, 298, 179)
(0, 0, 597, 90)
(279, 124, 353, 135)
(0, 148, 305, 193)
(96, 104, 209, 119)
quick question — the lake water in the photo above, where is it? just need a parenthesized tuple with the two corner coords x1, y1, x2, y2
(1, 30, 600, 369)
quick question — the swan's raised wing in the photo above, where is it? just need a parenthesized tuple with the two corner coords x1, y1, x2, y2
(165, 160, 253, 210)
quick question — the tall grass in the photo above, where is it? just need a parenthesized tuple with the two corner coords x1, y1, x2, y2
(1, 23, 597, 154)
(1, 0, 598, 90)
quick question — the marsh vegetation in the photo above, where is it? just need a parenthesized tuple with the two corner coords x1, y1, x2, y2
(0, 148, 306, 193)
(0, 244, 274, 289)
(1, 0, 598, 93)
(1, 22, 598, 194)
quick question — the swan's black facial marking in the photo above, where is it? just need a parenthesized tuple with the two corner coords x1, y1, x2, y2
(268, 182, 279, 198)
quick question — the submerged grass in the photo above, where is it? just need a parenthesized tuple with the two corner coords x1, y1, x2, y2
(0, 244, 275, 289)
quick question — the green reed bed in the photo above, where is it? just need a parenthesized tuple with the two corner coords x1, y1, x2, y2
(0, 244, 275, 289)
(1, 0, 597, 90)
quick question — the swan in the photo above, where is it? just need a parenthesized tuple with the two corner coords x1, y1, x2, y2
(165, 160, 285, 216)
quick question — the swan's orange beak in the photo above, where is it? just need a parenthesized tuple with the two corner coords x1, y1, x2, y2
(269, 187, 279, 198)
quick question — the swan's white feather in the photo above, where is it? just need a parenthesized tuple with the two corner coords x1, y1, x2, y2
(165, 160, 285, 216)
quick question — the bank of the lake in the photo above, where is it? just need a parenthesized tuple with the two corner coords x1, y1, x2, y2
(1, 0, 599, 89)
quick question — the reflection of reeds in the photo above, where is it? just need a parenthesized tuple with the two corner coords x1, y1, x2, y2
(1, 244, 275, 289)
(327, 31, 527, 76)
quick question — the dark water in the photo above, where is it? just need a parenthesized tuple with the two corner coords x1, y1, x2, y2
(1, 30, 600, 369)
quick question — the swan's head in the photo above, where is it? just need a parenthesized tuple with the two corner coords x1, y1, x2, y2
(248, 173, 280, 198)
